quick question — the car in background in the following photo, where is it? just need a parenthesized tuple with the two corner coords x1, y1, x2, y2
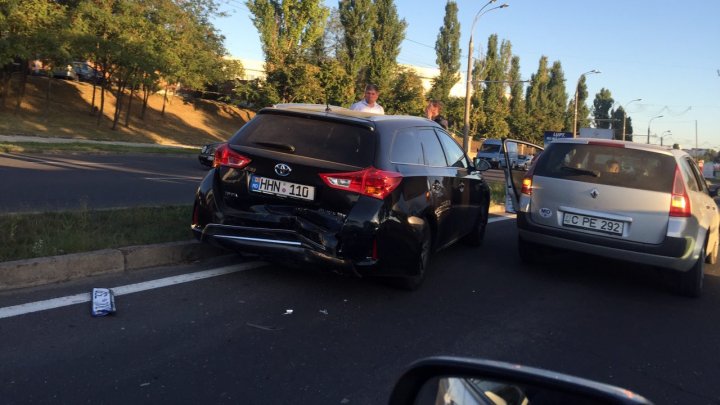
(198, 142, 223, 167)
(476, 138, 517, 169)
(192, 104, 491, 289)
(502, 138, 719, 297)
(513, 154, 534, 170)
(72, 62, 103, 83)
(52, 63, 78, 81)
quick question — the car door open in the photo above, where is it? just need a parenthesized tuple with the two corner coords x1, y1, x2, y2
(501, 139, 543, 213)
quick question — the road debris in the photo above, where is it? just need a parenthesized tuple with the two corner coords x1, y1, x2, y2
(91, 288, 116, 317)
(246, 322, 284, 331)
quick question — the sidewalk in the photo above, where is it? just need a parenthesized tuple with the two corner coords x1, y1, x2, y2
(0, 134, 198, 150)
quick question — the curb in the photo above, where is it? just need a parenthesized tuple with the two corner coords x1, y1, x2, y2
(0, 240, 229, 291)
(1, 206, 508, 292)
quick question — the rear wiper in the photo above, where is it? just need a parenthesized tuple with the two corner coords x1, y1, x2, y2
(253, 141, 296, 153)
(560, 165, 600, 177)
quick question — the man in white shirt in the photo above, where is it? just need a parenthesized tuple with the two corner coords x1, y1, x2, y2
(349, 84, 384, 114)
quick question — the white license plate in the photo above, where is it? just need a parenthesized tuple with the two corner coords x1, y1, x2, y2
(562, 213, 624, 235)
(250, 175, 315, 201)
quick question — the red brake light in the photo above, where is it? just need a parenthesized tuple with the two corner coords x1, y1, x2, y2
(319, 167, 402, 200)
(213, 143, 251, 169)
(670, 165, 691, 217)
(520, 177, 533, 195)
(519, 157, 539, 195)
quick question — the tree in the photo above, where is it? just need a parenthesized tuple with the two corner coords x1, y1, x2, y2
(0, 0, 67, 110)
(507, 56, 532, 141)
(479, 35, 510, 139)
(607, 106, 634, 141)
(525, 56, 551, 136)
(546, 60, 567, 131)
(367, 0, 405, 96)
(565, 75, 591, 133)
(338, 0, 375, 99)
(247, 0, 329, 103)
(384, 66, 424, 115)
(592, 88, 614, 129)
(429, 1, 460, 103)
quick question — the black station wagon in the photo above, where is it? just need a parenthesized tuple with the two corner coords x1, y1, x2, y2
(191, 104, 491, 289)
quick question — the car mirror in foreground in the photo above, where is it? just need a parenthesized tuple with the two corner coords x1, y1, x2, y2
(388, 357, 653, 405)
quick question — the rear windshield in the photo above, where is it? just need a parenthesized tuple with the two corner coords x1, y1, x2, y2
(230, 114, 376, 167)
(534, 143, 676, 192)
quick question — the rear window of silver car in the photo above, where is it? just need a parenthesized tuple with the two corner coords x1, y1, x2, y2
(230, 114, 376, 167)
(534, 143, 676, 192)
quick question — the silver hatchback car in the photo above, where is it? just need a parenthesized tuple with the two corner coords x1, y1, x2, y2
(502, 138, 719, 297)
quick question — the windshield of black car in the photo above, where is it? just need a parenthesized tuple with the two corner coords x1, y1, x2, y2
(533, 143, 676, 192)
(229, 114, 376, 167)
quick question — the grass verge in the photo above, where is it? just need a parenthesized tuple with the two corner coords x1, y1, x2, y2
(0, 142, 198, 155)
(0, 206, 193, 262)
(489, 181, 505, 206)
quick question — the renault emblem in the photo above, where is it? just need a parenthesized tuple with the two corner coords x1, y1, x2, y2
(590, 188, 599, 199)
(274, 163, 292, 177)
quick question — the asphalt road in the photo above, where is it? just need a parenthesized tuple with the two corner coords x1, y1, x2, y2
(2, 217, 720, 404)
(0, 152, 209, 213)
(0, 151, 506, 213)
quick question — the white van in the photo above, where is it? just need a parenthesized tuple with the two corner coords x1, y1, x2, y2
(475, 138, 517, 168)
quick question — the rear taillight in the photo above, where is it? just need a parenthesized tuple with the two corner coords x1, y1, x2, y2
(670, 165, 691, 217)
(319, 167, 403, 200)
(520, 177, 533, 195)
(213, 143, 251, 169)
(520, 160, 538, 195)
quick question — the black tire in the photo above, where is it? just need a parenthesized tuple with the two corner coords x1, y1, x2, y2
(463, 205, 489, 247)
(391, 224, 432, 291)
(706, 236, 718, 265)
(677, 243, 704, 298)
(518, 236, 541, 265)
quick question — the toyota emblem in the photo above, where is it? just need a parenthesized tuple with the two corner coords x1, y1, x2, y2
(274, 163, 292, 177)
(590, 188, 599, 199)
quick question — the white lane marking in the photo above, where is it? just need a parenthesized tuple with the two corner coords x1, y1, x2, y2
(0, 262, 265, 320)
(489, 213, 516, 223)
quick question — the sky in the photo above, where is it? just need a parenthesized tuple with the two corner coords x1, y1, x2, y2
(213, 0, 720, 150)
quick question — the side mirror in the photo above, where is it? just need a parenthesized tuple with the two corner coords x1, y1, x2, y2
(389, 357, 652, 405)
(473, 158, 491, 172)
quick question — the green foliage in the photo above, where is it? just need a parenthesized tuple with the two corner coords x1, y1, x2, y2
(479, 36, 511, 139)
(507, 56, 533, 142)
(546, 60, 567, 131)
(318, 58, 355, 107)
(443, 96, 465, 135)
(367, 0, 406, 96)
(566, 75, 592, 133)
(338, 0, 375, 98)
(247, 0, 329, 103)
(430, 1, 460, 103)
(593, 88, 614, 129)
(0, 206, 192, 262)
(234, 78, 280, 109)
(384, 66, 425, 115)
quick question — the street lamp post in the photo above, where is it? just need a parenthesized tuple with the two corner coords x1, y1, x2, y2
(621, 98, 641, 141)
(462, 1, 509, 154)
(660, 130, 672, 146)
(572, 69, 601, 137)
(647, 115, 663, 144)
